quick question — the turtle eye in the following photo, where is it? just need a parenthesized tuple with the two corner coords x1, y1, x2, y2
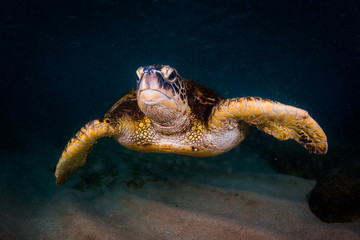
(167, 70, 177, 82)
(136, 67, 144, 81)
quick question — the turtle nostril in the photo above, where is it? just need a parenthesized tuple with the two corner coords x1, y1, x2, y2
(144, 66, 156, 75)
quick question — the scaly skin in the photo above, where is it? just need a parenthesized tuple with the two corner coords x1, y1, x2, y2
(208, 97, 328, 154)
(55, 118, 121, 185)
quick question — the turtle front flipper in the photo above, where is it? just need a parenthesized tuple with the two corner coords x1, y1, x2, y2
(55, 118, 121, 185)
(208, 97, 328, 154)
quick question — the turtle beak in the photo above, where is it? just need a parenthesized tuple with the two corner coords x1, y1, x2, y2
(138, 72, 161, 91)
(137, 66, 174, 99)
(136, 65, 175, 92)
(137, 70, 175, 109)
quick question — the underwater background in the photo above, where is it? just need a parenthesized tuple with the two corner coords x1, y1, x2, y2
(1, 0, 359, 239)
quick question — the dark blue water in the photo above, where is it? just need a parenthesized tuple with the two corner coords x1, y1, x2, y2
(1, 0, 359, 239)
(2, 0, 359, 147)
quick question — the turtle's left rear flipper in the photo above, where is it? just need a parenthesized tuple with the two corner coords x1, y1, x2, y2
(55, 118, 120, 185)
(208, 97, 328, 154)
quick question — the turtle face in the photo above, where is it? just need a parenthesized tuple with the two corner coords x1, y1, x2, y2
(136, 65, 187, 125)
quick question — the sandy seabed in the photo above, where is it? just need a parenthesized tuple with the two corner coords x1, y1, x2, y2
(1, 140, 359, 240)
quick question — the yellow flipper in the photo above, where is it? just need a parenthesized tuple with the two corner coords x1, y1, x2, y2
(208, 97, 328, 154)
(55, 118, 120, 185)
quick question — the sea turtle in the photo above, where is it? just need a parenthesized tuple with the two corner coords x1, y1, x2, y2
(55, 64, 328, 185)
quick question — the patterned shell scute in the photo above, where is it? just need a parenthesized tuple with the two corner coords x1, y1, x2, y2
(185, 79, 224, 123)
(105, 89, 145, 120)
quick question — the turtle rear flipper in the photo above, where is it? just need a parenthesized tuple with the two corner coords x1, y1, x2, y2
(208, 97, 328, 154)
(55, 118, 120, 185)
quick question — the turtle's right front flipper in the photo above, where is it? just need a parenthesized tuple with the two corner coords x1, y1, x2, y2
(208, 97, 328, 154)
(55, 118, 121, 185)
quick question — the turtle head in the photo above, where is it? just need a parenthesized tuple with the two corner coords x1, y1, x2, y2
(136, 65, 188, 131)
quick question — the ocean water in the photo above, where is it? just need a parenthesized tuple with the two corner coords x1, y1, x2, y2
(1, 0, 359, 239)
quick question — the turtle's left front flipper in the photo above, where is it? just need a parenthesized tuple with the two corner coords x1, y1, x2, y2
(208, 97, 328, 154)
(55, 118, 121, 185)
